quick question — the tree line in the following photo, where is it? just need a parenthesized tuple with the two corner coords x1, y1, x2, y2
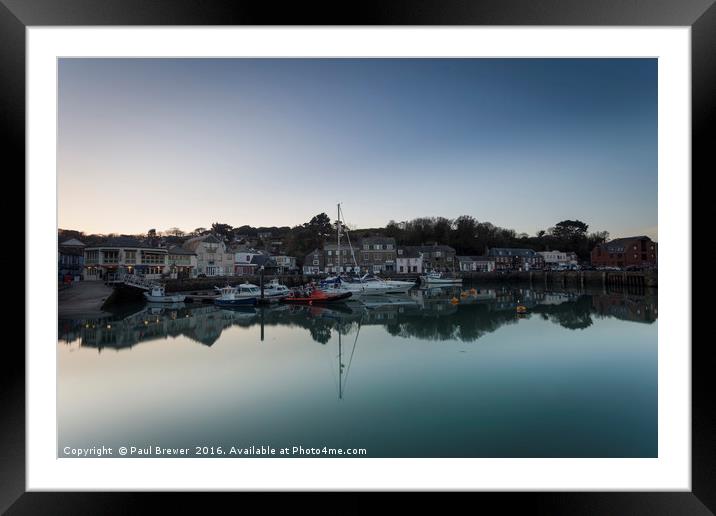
(58, 215, 610, 262)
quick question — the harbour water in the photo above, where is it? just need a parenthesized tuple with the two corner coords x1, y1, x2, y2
(58, 284, 657, 458)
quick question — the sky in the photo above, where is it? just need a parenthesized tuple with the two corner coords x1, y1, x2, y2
(58, 58, 657, 240)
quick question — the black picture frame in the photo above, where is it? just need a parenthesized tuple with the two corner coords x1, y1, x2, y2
(5, 0, 711, 512)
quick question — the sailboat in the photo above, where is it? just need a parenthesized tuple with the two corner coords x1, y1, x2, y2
(320, 203, 416, 297)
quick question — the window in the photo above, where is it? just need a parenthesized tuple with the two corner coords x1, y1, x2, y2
(387, 244, 393, 250)
(327, 250, 332, 256)
(102, 250, 119, 264)
(313, 260, 319, 265)
(124, 250, 136, 263)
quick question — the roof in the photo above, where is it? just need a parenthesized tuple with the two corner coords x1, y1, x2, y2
(59, 246, 84, 256)
(457, 255, 495, 262)
(593, 236, 656, 254)
(360, 236, 396, 245)
(59, 238, 85, 247)
(183, 234, 223, 251)
(167, 246, 196, 256)
(487, 248, 538, 257)
(250, 254, 277, 267)
(86, 236, 162, 249)
(397, 248, 421, 258)
(403, 244, 456, 254)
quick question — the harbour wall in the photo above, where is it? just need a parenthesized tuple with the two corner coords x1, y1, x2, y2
(451, 270, 657, 288)
(160, 270, 656, 293)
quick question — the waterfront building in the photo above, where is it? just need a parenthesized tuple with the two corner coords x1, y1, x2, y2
(302, 248, 324, 275)
(167, 246, 198, 279)
(83, 237, 168, 280)
(590, 236, 657, 268)
(396, 248, 423, 274)
(183, 234, 233, 277)
(234, 248, 265, 275)
(402, 244, 456, 272)
(59, 238, 85, 283)
(358, 237, 397, 273)
(457, 255, 496, 272)
(323, 243, 359, 273)
(487, 248, 544, 271)
(537, 250, 578, 268)
(273, 255, 297, 274)
(250, 254, 279, 274)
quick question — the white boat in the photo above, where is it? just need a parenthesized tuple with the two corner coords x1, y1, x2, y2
(143, 285, 186, 303)
(420, 271, 463, 285)
(262, 279, 291, 300)
(214, 284, 259, 307)
(321, 275, 411, 296)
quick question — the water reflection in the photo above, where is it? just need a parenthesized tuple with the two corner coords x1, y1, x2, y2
(58, 286, 657, 351)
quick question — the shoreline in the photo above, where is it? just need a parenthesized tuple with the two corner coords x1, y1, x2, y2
(58, 281, 113, 319)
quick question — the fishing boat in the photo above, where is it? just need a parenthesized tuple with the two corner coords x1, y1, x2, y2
(262, 279, 291, 300)
(420, 271, 463, 285)
(143, 285, 186, 303)
(283, 284, 353, 304)
(213, 284, 259, 307)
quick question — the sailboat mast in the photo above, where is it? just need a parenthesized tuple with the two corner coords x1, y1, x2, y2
(337, 202, 341, 273)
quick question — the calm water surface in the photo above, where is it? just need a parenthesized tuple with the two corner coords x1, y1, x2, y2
(58, 285, 657, 457)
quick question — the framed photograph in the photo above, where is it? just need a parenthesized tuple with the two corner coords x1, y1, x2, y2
(6, 0, 711, 512)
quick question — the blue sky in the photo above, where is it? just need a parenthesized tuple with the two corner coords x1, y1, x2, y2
(58, 58, 657, 239)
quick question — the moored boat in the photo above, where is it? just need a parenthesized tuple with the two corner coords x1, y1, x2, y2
(283, 284, 353, 304)
(143, 285, 186, 303)
(420, 271, 463, 285)
(261, 279, 291, 300)
(322, 274, 414, 295)
(213, 284, 259, 307)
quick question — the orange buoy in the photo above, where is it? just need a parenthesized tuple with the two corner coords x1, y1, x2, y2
(450, 297, 460, 304)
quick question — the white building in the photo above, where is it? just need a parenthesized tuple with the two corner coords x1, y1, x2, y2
(167, 246, 198, 279)
(183, 234, 233, 277)
(456, 256, 496, 272)
(538, 250, 578, 269)
(83, 237, 168, 280)
(273, 255, 297, 274)
(396, 248, 423, 274)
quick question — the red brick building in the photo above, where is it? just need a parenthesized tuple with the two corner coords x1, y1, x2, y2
(591, 236, 657, 268)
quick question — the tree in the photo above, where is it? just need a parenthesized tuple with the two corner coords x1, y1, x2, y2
(211, 222, 234, 243)
(550, 220, 589, 240)
(308, 213, 333, 239)
(192, 227, 207, 236)
(384, 220, 403, 241)
(166, 227, 185, 237)
(451, 215, 478, 254)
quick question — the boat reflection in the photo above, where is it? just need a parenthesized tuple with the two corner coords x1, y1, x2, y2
(58, 285, 657, 351)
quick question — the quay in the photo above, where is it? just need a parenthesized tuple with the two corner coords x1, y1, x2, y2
(449, 270, 657, 289)
(58, 280, 113, 318)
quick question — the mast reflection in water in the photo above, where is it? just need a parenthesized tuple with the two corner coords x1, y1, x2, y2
(58, 285, 657, 458)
